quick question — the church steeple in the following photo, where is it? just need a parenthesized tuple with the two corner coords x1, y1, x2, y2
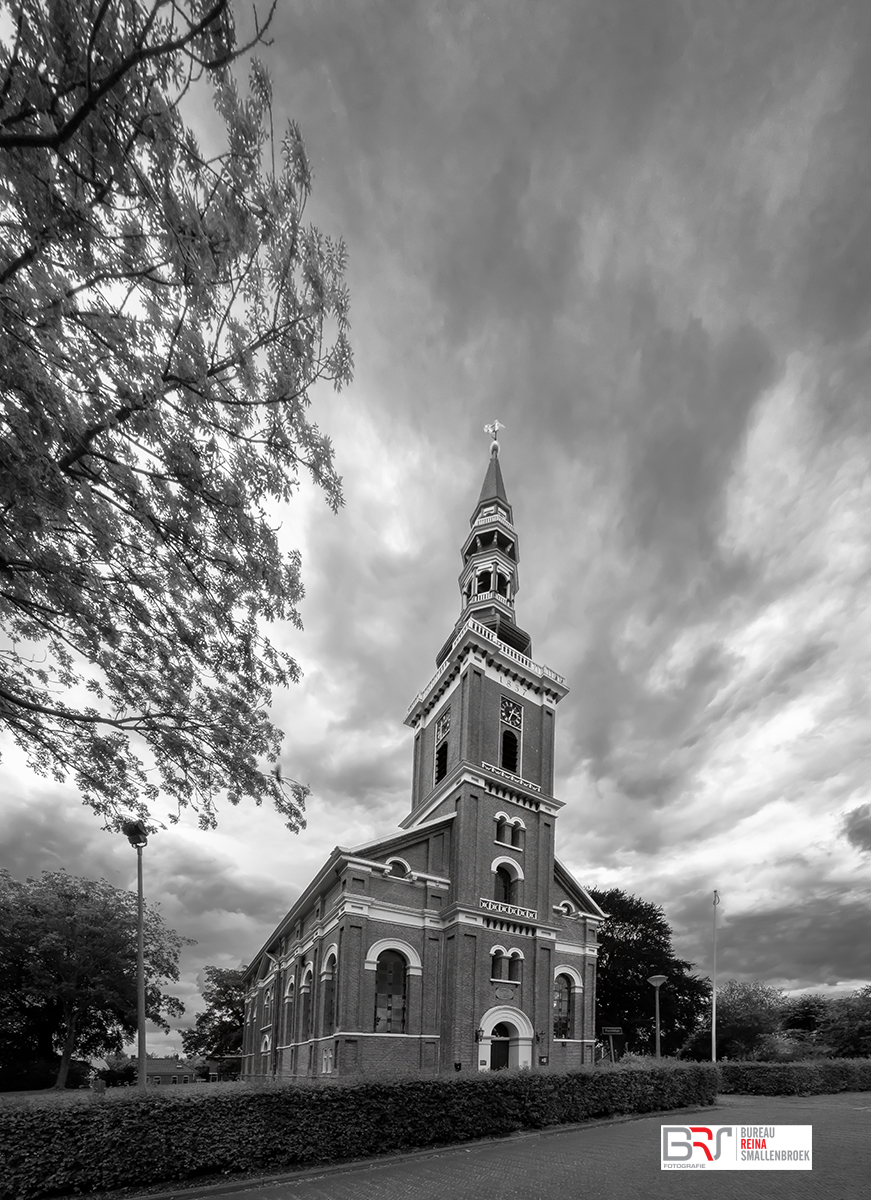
(403, 425, 568, 830)
(436, 424, 532, 667)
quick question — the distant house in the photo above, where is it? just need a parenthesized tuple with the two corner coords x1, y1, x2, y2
(144, 1058, 220, 1084)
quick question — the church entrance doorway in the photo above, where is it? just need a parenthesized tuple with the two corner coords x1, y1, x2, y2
(478, 1005, 535, 1071)
(490, 1023, 511, 1070)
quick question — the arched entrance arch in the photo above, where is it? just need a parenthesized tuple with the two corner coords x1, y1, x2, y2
(477, 1005, 535, 1072)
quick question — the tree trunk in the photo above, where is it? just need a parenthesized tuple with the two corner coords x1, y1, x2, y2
(52, 1008, 78, 1089)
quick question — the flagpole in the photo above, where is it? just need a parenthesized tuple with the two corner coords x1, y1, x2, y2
(712, 889, 719, 1063)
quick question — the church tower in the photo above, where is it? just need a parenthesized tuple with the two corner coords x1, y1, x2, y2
(241, 430, 604, 1081)
(404, 426, 567, 831)
(402, 427, 602, 1071)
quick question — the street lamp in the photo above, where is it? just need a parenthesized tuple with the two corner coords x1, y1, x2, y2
(121, 819, 149, 1090)
(647, 974, 667, 1059)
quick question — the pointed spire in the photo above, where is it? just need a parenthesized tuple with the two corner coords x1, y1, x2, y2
(475, 420, 511, 519)
(432, 423, 531, 667)
(477, 450, 509, 508)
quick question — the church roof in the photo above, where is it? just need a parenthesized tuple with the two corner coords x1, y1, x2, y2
(553, 858, 609, 918)
(477, 450, 509, 508)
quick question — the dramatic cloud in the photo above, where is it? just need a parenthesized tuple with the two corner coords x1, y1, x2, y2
(4, 0, 871, 1052)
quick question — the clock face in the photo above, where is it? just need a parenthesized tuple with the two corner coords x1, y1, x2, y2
(500, 697, 522, 729)
(436, 709, 451, 742)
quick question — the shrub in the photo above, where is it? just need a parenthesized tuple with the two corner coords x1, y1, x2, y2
(0, 1063, 717, 1199)
(718, 1058, 871, 1095)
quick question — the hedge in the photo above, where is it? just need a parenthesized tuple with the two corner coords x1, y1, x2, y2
(719, 1058, 871, 1096)
(0, 1062, 716, 1199)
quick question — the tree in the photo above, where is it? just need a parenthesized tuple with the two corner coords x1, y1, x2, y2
(0, 0, 352, 832)
(180, 964, 244, 1074)
(781, 992, 830, 1034)
(0, 869, 189, 1088)
(818, 986, 871, 1058)
(681, 979, 783, 1060)
(587, 887, 710, 1056)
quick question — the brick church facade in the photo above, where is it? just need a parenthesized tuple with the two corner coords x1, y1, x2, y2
(241, 436, 606, 1079)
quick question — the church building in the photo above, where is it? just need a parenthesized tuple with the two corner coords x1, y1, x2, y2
(241, 433, 606, 1079)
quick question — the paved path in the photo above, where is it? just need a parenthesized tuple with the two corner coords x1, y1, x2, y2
(150, 1093, 871, 1200)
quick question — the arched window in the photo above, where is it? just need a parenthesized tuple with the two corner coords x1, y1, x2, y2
(300, 969, 313, 1040)
(511, 823, 523, 848)
(508, 952, 522, 982)
(476, 570, 492, 594)
(495, 817, 510, 844)
(284, 982, 295, 1042)
(374, 950, 407, 1033)
(435, 740, 448, 782)
(388, 859, 409, 877)
(490, 949, 506, 980)
(260, 1034, 270, 1075)
(494, 865, 514, 904)
(322, 956, 337, 1035)
(501, 729, 518, 773)
(554, 974, 572, 1040)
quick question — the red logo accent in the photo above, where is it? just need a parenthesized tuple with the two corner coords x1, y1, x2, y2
(690, 1127, 715, 1161)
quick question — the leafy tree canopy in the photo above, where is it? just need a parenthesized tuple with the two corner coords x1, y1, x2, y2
(587, 886, 710, 1056)
(180, 963, 244, 1064)
(0, 869, 190, 1087)
(0, 0, 352, 831)
(817, 985, 871, 1058)
(780, 992, 830, 1034)
(681, 978, 784, 1060)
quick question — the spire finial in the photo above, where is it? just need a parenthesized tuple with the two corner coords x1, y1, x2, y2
(484, 419, 504, 457)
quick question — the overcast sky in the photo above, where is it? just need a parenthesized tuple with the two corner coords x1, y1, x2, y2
(5, 0, 871, 1055)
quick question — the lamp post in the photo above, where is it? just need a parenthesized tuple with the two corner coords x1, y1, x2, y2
(712, 889, 720, 1063)
(647, 974, 667, 1059)
(121, 819, 149, 1090)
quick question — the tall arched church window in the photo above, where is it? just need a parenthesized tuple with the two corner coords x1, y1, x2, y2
(553, 974, 572, 1040)
(490, 949, 506, 980)
(508, 952, 522, 982)
(501, 730, 518, 773)
(435, 741, 448, 782)
(323, 956, 337, 1035)
(494, 865, 514, 904)
(374, 950, 407, 1033)
(284, 982, 295, 1042)
(300, 971, 312, 1040)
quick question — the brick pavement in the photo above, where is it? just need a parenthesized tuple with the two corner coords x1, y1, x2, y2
(148, 1093, 871, 1200)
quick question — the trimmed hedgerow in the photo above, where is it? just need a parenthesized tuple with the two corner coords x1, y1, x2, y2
(0, 1063, 716, 1199)
(719, 1058, 871, 1096)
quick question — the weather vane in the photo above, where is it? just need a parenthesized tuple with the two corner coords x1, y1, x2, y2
(484, 420, 504, 456)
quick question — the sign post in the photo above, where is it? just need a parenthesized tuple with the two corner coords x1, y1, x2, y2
(601, 1025, 623, 1063)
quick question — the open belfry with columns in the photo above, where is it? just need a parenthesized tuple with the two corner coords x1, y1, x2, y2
(241, 427, 607, 1079)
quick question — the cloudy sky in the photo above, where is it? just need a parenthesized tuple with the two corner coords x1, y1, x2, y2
(5, 0, 871, 1054)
